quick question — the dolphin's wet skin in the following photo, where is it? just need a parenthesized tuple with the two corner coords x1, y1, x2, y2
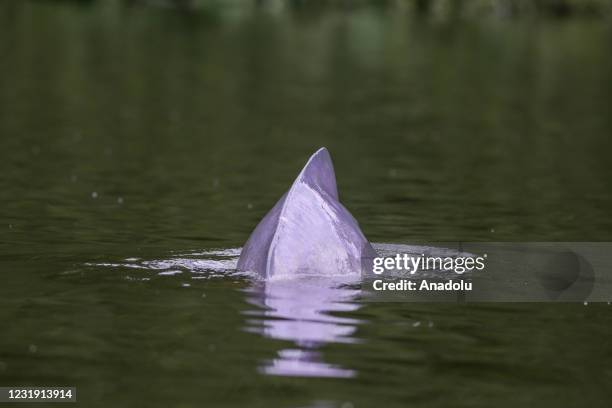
(237, 147, 376, 279)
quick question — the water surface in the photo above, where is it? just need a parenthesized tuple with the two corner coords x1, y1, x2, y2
(1, 2, 612, 407)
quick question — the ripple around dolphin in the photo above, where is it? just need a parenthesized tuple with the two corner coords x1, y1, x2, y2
(86, 243, 468, 279)
(85, 243, 468, 378)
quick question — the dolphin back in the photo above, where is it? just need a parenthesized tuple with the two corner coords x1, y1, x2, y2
(237, 147, 376, 279)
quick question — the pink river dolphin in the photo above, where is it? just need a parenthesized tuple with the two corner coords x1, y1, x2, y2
(237, 147, 377, 279)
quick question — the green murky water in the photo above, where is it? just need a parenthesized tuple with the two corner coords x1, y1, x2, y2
(1, 2, 612, 407)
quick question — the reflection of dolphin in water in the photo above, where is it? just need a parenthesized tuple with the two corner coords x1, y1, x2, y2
(237, 147, 376, 279)
(244, 276, 361, 378)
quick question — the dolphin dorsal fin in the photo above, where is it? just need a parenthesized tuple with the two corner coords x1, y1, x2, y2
(296, 147, 339, 200)
(237, 147, 375, 278)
